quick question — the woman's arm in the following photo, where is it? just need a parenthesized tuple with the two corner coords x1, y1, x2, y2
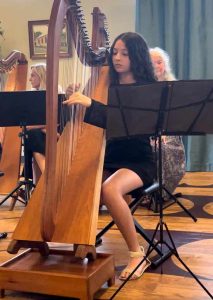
(63, 92, 107, 129)
(26, 125, 46, 131)
(84, 99, 107, 129)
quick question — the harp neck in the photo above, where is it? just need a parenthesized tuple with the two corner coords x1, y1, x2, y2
(0, 50, 27, 73)
(0, 50, 28, 92)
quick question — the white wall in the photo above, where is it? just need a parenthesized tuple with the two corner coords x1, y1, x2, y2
(0, 0, 135, 89)
(0, 0, 136, 61)
(0, 0, 53, 59)
(80, 0, 136, 42)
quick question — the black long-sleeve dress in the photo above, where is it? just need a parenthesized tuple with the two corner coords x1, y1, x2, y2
(24, 128, 45, 179)
(84, 84, 156, 191)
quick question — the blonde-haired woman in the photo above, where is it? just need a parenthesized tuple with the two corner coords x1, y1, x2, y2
(26, 63, 47, 184)
(26, 63, 62, 184)
(149, 47, 186, 196)
(29, 63, 46, 90)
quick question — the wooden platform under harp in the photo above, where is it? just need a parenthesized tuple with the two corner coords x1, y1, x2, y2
(0, 1, 114, 299)
(0, 248, 114, 300)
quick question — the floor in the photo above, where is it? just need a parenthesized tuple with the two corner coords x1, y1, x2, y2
(0, 172, 212, 299)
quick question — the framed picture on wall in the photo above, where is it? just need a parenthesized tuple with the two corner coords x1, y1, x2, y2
(28, 20, 72, 59)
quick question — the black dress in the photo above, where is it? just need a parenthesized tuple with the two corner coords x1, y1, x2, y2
(84, 83, 156, 191)
(26, 129, 46, 156)
(25, 128, 46, 179)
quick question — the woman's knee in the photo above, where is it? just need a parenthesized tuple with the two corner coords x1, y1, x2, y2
(101, 181, 119, 205)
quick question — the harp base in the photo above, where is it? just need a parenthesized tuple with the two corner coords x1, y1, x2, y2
(0, 248, 115, 300)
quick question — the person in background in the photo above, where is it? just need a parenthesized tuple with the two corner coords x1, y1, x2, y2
(65, 32, 156, 281)
(26, 63, 47, 184)
(150, 47, 186, 196)
(150, 47, 175, 81)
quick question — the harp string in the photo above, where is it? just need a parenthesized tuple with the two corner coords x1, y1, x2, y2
(57, 2, 110, 192)
(57, 14, 92, 200)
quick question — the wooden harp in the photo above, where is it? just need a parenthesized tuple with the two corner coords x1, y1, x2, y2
(0, 51, 28, 195)
(9, 1, 111, 256)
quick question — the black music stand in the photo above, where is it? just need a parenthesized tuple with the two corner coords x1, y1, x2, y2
(106, 80, 213, 299)
(0, 90, 64, 206)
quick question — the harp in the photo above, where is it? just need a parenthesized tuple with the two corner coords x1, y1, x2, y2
(0, 1, 114, 299)
(0, 51, 28, 195)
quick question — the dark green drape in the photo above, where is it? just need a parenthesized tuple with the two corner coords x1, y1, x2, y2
(136, 0, 213, 171)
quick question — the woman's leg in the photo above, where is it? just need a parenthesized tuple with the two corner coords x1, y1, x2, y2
(32, 157, 42, 184)
(101, 168, 149, 280)
(99, 169, 112, 208)
(33, 152, 45, 172)
(33, 152, 45, 184)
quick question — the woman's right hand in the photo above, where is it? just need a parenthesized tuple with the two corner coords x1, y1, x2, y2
(65, 83, 80, 98)
(63, 91, 92, 108)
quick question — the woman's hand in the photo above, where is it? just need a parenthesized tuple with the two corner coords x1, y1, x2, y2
(162, 136, 167, 144)
(63, 91, 92, 108)
(65, 83, 80, 98)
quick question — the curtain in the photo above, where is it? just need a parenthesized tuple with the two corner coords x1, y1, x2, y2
(136, 0, 213, 171)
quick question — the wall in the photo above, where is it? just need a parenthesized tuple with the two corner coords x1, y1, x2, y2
(0, 0, 136, 88)
(0, 0, 53, 59)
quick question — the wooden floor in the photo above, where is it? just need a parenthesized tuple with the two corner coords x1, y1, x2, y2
(0, 172, 213, 300)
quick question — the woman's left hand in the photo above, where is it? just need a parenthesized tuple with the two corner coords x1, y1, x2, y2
(63, 92, 92, 108)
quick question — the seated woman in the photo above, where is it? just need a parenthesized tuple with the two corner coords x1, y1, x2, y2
(26, 63, 63, 185)
(25, 63, 47, 184)
(149, 47, 186, 196)
(65, 32, 156, 281)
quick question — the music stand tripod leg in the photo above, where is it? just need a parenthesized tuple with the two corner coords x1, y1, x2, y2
(134, 219, 172, 267)
(0, 126, 34, 208)
(19, 125, 35, 202)
(0, 181, 25, 206)
(162, 186, 197, 222)
(146, 220, 213, 299)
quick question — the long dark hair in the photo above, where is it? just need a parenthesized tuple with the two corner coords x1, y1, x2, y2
(108, 32, 156, 85)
